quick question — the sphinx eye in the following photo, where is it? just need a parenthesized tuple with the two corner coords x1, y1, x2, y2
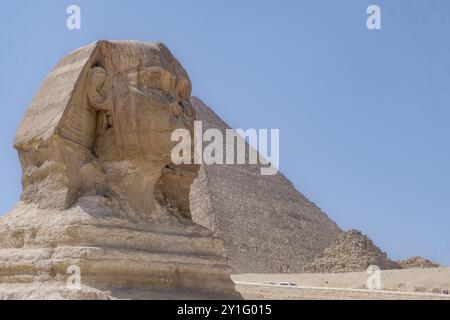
(138, 67, 176, 94)
(171, 104, 181, 117)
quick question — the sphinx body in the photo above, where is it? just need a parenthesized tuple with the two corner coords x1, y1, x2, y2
(0, 41, 240, 299)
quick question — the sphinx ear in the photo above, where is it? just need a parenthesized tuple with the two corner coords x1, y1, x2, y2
(86, 66, 108, 106)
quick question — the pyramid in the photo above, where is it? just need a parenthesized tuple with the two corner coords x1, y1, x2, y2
(187, 98, 342, 273)
(303, 229, 400, 273)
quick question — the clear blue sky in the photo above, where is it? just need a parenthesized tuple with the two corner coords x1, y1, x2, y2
(1, 0, 449, 265)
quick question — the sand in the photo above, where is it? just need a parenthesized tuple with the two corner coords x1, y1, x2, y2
(232, 268, 450, 300)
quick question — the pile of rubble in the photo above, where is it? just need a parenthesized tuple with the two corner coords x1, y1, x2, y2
(304, 229, 400, 273)
(396, 256, 440, 269)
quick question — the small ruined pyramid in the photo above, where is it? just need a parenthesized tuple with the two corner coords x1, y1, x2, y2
(304, 229, 400, 273)
(396, 256, 440, 269)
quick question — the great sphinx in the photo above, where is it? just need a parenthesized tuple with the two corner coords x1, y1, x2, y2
(0, 40, 241, 299)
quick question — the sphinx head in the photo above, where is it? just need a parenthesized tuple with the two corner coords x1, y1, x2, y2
(14, 41, 196, 216)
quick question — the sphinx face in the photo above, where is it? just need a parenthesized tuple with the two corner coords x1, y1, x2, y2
(91, 42, 195, 163)
(111, 67, 193, 161)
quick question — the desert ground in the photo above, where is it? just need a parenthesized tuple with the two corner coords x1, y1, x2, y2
(232, 268, 450, 300)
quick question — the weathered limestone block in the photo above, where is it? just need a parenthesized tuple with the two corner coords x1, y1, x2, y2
(1, 41, 240, 299)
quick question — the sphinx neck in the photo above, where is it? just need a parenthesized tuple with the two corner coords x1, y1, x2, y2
(103, 159, 167, 219)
